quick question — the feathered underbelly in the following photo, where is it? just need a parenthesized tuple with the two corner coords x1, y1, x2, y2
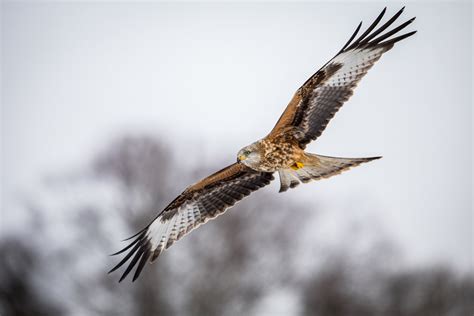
(257, 139, 302, 172)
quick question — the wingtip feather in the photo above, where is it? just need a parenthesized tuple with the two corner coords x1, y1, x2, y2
(121, 227, 146, 241)
(110, 235, 142, 256)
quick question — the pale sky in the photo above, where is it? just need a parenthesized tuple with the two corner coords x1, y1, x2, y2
(2, 2, 472, 271)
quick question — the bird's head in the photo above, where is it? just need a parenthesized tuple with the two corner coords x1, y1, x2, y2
(237, 142, 262, 169)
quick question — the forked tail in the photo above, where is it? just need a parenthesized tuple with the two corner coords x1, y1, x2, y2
(278, 153, 381, 192)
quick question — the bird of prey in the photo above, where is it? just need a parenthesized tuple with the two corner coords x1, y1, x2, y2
(110, 7, 416, 282)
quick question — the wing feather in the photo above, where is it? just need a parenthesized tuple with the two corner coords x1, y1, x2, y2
(109, 163, 274, 281)
(269, 7, 416, 148)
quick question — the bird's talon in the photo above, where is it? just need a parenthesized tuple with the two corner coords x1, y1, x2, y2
(291, 162, 304, 170)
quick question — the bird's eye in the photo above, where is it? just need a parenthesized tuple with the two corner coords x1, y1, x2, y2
(244, 150, 251, 156)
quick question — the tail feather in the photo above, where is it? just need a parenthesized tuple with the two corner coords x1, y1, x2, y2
(278, 153, 381, 192)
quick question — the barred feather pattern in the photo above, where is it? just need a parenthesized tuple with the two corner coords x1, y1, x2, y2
(109, 166, 274, 282)
(290, 7, 416, 148)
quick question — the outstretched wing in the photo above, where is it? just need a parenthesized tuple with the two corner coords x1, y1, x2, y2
(269, 7, 416, 148)
(109, 163, 274, 282)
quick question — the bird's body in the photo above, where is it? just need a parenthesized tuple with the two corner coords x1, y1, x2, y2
(110, 7, 416, 282)
(243, 132, 302, 173)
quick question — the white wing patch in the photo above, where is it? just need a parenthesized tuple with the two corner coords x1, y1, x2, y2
(327, 47, 386, 88)
(146, 202, 209, 253)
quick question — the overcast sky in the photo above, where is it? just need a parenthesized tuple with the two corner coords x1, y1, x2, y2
(2, 1, 472, 271)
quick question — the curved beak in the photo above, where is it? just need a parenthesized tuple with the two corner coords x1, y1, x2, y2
(237, 155, 246, 162)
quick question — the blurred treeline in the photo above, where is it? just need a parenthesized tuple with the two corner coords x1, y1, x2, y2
(1, 135, 472, 316)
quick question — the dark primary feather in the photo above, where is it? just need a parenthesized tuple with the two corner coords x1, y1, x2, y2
(351, 7, 405, 48)
(345, 8, 387, 51)
(109, 166, 274, 282)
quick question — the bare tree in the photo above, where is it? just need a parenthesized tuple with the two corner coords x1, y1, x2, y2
(2, 134, 472, 316)
(381, 267, 474, 316)
(0, 238, 65, 316)
(302, 256, 474, 316)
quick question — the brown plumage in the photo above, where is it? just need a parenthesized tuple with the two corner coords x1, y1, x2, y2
(110, 7, 416, 282)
